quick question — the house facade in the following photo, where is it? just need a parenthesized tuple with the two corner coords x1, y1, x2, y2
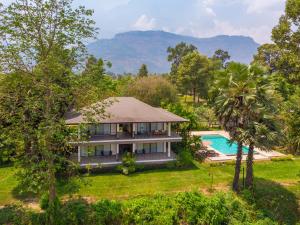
(66, 97, 188, 166)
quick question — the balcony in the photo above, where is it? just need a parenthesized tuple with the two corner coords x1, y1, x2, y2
(70, 151, 177, 167)
(83, 131, 182, 144)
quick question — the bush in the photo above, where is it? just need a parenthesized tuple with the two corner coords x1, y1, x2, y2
(92, 199, 122, 225)
(39, 193, 49, 210)
(0, 204, 31, 225)
(176, 149, 194, 167)
(117, 152, 136, 175)
(270, 155, 293, 162)
(123, 195, 177, 225)
(60, 198, 92, 225)
(0, 192, 279, 225)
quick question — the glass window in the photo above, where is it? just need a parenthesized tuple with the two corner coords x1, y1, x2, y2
(150, 143, 157, 153)
(95, 145, 104, 156)
(151, 123, 163, 131)
(143, 143, 151, 153)
(137, 123, 150, 134)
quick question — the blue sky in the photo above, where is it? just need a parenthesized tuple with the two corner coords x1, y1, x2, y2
(2, 0, 285, 44)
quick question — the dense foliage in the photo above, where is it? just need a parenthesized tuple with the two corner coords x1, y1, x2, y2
(125, 75, 178, 107)
(0, 192, 278, 225)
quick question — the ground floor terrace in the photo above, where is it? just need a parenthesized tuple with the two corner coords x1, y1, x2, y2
(71, 141, 177, 166)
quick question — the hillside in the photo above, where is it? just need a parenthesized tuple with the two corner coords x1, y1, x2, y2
(87, 30, 260, 74)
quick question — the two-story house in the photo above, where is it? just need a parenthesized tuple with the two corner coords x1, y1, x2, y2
(66, 97, 188, 166)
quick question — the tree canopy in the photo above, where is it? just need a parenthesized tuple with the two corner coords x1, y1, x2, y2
(137, 64, 148, 77)
(126, 76, 178, 107)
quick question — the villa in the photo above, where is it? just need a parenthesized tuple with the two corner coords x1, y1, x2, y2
(66, 97, 188, 166)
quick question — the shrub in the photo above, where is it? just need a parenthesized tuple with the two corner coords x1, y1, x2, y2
(39, 193, 49, 210)
(60, 198, 92, 225)
(117, 152, 136, 175)
(92, 199, 122, 225)
(0, 204, 32, 225)
(123, 195, 177, 225)
(176, 149, 194, 167)
(0, 192, 279, 224)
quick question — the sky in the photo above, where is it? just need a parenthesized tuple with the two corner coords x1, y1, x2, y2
(2, 0, 286, 44)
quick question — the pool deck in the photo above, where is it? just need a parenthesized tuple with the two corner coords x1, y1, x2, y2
(191, 130, 284, 162)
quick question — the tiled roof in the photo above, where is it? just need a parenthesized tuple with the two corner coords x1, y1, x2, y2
(65, 97, 188, 124)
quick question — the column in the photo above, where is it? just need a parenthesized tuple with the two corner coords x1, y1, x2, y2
(167, 142, 171, 157)
(168, 122, 171, 137)
(116, 144, 119, 160)
(132, 123, 136, 138)
(132, 143, 136, 154)
(78, 145, 81, 163)
(163, 142, 167, 153)
(116, 124, 120, 138)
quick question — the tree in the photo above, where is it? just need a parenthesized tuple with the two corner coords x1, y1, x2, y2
(213, 63, 249, 192)
(177, 51, 213, 102)
(126, 76, 178, 107)
(167, 42, 197, 83)
(252, 44, 281, 73)
(0, 0, 97, 217)
(137, 64, 148, 77)
(283, 90, 300, 154)
(213, 63, 281, 190)
(74, 55, 116, 108)
(238, 66, 281, 189)
(270, 0, 300, 84)
(213, 49, 230, 68)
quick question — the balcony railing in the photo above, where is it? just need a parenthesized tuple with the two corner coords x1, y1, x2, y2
(87, 131, 181, 142)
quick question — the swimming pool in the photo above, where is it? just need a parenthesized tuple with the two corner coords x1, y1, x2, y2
(201, 135, 249, 155)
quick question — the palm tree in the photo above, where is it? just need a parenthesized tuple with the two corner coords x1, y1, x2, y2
(213, 62, 255, 192)
(238, 67, 281, 189)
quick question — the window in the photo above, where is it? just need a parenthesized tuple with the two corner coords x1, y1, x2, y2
(143, 143, 150, 153)
(137, 123, 150, 134)
(89, 124, 111, 135)
(95, 145, 104, 156)
(95, 145, 111, 156)
(150, 143, 157, 153)
(81, 146, 95, 157)
(151, 123, 164, 131)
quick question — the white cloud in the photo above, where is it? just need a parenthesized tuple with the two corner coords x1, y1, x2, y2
(205, 7, 216, 17)
(244, 0, 283, 14)
(204, 19, 272, 44)
(133, 14, 156, 30)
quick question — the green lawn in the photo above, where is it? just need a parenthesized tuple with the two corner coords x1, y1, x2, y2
(1, 160, 299, 205)
(1, 160, 299, 224)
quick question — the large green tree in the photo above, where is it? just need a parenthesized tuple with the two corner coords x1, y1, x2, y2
(74, 55, 116, 108)
(214, 63, 281, 191)
(167, 42, 197, 83)
(213, 63, 249, 192)
(251, 0, 300, 84)
(0, 0, 97, 218)
(212, 49, 230, 68)
(126, 76, 178, 107)
(177, 51, 213, 102)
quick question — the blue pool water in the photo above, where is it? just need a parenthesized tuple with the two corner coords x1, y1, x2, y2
(201, 135, 249, 155)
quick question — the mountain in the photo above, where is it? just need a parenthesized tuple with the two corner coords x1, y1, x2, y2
(87, 30, 260, 74)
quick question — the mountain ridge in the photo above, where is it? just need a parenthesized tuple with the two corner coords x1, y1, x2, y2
(87, 30, 260, 74)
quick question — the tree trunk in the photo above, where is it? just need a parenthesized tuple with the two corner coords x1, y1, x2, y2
(193, 87, 196, 103)
(48, 157, 56, 203)
(245, 143, 254, 189)
(232, 142, 243, 192)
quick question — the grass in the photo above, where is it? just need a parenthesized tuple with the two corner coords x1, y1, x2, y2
(1, 160, 299, 205)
